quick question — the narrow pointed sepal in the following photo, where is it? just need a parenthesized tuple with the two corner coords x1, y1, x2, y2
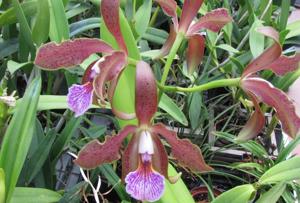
(101, 0, 128, 53)
(236, 93, 265, 141)
(67, 83, 93, 117)
(187, 8, 232, 36)
(266, 54, 300, 76)
(74, 125, 137, 169)
(93, 51, 127, 104)
(125, 154, 165, 202)
(156, 24, 177, 58)
(241, 77, 300, 138)
(35, 38, 113, 70)
(186, 34, 205, 74)
(242, 27, 281, 77)
(135, 61, 158, 125)
(152, 123, 213, 172)
(178, 0, 204, 33)
(154, 0, 178, 27)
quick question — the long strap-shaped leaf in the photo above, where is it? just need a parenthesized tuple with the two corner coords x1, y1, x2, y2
(0, 75, 41, 202)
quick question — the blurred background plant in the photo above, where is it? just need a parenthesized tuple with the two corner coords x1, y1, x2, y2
(1, 0, 300, 202)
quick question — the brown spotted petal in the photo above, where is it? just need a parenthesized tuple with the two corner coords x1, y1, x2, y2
(187, 8, 232, 36)
(152, 123, 213, 172)
(156, 24, 177, 58)
(35, 38, 113, 70)
(242, 26, 281, 77)
(135, 61, 158, 125)
(236, 93, 265, 141)
(122, 133, 139, 181)
(74, 125, 137, 169)
(152, 133, 169, 178)
(178, 0, 204, 33)
(154, 0, 178, 27)
(241, 77, 300, 138)
(186, 34, 205, 74)
(101, 0, 127, 53)
(266, 54, 300, 76)
(93, 51, 127, 104)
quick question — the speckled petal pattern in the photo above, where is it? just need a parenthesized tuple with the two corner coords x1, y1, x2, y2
(125, 160, 164, 202)
(67, 82, 93, 117)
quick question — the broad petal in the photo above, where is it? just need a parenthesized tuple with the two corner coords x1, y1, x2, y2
(242, 26, 281, 77)
(67, 83, 93, 117)
(101, 0, 127, 53)
(266, 54, 300, 76)
(82, 60, 98, 84)
(152, 123, 213, 172)
(241, 77, 300, 138)
(74, 125, 137, 169)
(156, 24, 177, 58)
(154, 0, 178, 28)
(152, 134, 169, 178)
(187, 8, 232, 36)
(125, 161, 165, 202)
(236, 93, 265, 141)
(35, 38, 113, 70)
(178, 0, 204, 33)
(122, 134, 139, 181)
(136, 61, 158, 125)
(186, 34, 205, 74)
(93, 51, 127, 103)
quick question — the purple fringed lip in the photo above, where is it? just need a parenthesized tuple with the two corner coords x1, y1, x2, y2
(67, 82, 94, 117)
(125, 155, 165, 202)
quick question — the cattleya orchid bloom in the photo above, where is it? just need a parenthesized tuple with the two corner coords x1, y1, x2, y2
(74, 61, 213, 202)
(237, 26, 300, 141)
(155, 0, 232, 74)
(35, 0, 134, 118)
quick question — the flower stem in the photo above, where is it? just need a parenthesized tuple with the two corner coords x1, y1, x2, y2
(158, 77, 241, 93)
(160, 32, 185, 87)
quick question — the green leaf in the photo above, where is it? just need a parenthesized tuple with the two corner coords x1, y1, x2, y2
(0, 1, 37, 27)
(188, 92, 202, 129)
(11, 187, 61, 203)
(32, 0, 50, 46)
(276, 135, 300, 163)
(159, 94, 188, 126)
(7, 60, 32, 75)
(12, 0, 35, 53)
(256, 182, 286, 203)
(286, 21, 300, 39)
(0, 38, 18, 60)
(25, 130, 57, 184)
(51, 116, 82, 162)
(259, 156, 300, 184)
(49, 0, 69, 42)
(249, 17, 264, 58)
(134, 0, 152, 36)
(70, 17, 100, 37)
(212, 184, 255, 203)
(98, 164, 130, 201)
(278, 0, 290, 31)
(80, 125, 106, 139)
(0, 168, 5, 203)
(216, 44, 239, 54)
(0, 75, 41, 202)
(59, 182, 87, 203)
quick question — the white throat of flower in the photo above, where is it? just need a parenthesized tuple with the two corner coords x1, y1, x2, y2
(90, 58, 103, 79)
(138, 130, 154, 155)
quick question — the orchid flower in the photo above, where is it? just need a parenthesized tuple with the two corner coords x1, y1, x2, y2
(237, 26, 300, 141)
(34, 0, 134, 118)
(155, 0, 232, 74)
(74, 61, 213, 202)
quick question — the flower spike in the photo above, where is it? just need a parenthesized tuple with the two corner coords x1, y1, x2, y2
(101, 0, 128, 53)
(135, 61, 158, 125)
